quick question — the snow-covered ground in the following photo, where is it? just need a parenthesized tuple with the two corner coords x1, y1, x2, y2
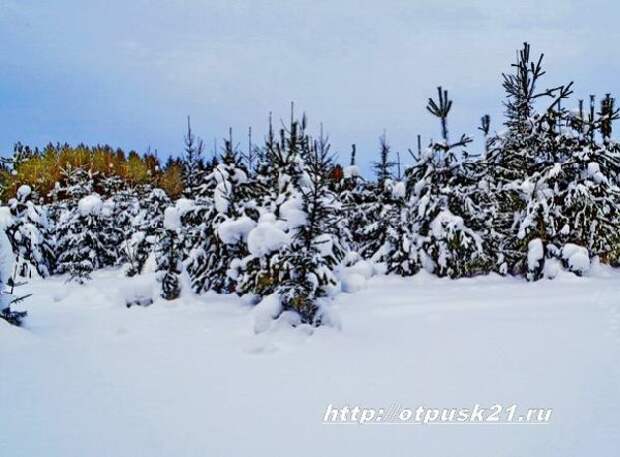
(1, 269, 619, 456)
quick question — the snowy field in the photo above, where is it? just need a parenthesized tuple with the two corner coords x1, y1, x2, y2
(2, 268, 620, 456)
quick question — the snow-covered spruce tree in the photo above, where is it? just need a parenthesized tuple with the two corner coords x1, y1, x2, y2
(235, 114, 309, 298)
(276, 135, 345, 325)
(55, 194, 119, 283)
(99, 173, 125, 197)
(330, 144, 372, 255)
(125, 188, 171, 276)
(513, 94, 620, 279)
(47, 166, 97, 259)
(482, 42, 620, 279)
(483, 43, 572, 278)
(4, 185, 55, 279)
(253, 112, 309, 209)
(0, 227, 28, 327)
(105, 186, 140, 266)
(185, 137, 256, 294)
(180, 132, 227, 283)
(351, 134, 421, 276)
(381, 178, 419, 276)
(181, 116, 205, 198)
(403, 87, 490, 278)
(46, 182, 66, 236)
(61, 166, 96, 203)
(373, 133, 397, 187)
(357, 135, 398, 262)
(156, 207, 183, 300)
(180, 161, 216, 261)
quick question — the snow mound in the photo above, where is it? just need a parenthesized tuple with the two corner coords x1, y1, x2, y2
(120, 277, 154, 308)
(373, 262, 388, 275)
(247, 217, 290, 257)
(543, 257, 562, 279)
(142, 252, 157, 274)
(253, 294, 282, 334)
(562, 244, 590, 275)
(78, 194, 103, 216)
(101, 198, 115, 218)
(527, 238, 544, 271)
(163, 207, 181, 231)
(339, 259, 375, 293)
(279, 197, 307, 229)
(341, 272, 366, 293)
(218, 216, 256, 245)
(347, 260, 374, 280)
(175, 198, 194, 215)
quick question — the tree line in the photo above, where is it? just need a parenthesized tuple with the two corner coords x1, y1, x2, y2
(2, 42, 620, 326)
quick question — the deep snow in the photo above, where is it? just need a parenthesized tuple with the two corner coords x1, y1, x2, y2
(1, 269, 619, 456)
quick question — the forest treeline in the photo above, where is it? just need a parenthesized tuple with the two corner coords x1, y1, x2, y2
(0, 142, 187, 201)
(2, 42, 620, 327)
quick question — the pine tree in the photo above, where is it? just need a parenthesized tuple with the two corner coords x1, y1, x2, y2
(255, 111, 308, 207)
(372, 133, 396, 186)
(61, 166, 96, 203)
(55, 194, 118, 283)
(235, 113, 308, 298)
(106, 186, 140, 266)
(276, 131, 345, 324)
(513, 94, 620, 278)
(156, 207, 183, 300)
(336, 145, 370, 253)
(383, 179, 419, 276)
(182, 116, 205, 198)
(403, 87, 490, 278)
(358, 136, 399, 261)
(4, 185, 55, 278)
(484, 42, 597, 278)
(125, 188, 171, 276)
(46, 165, 97, 253)
(186, 137, 256, 294)
(0, 228, 28, 327)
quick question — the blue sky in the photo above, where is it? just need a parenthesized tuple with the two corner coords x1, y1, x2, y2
(0, 0, 617, 174)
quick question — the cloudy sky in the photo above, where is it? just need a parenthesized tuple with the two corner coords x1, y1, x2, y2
(0, 0, 617, 173)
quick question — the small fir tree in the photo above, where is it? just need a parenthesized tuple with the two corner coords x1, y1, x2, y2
(156, 207, 183, 300)
(276, 132, 345, 324)
(5, 185, 55, 278)
(55, 194, 118, 283)
(125, 188, 171, 276)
